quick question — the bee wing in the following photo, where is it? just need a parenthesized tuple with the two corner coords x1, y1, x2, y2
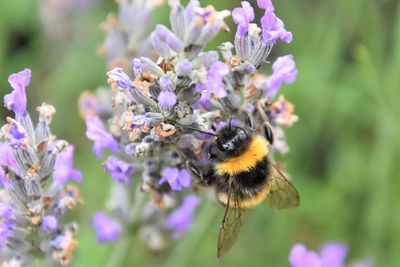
(217, 182, 248, 259)
(265, 164, 300, 209)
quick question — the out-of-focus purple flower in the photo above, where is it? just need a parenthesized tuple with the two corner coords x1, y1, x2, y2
(289, 244, 322, 267)
(107, 68, 132, 89)
(159, 167, 191, 191)
(103, 155, 134, 183)
(4, 68, 31, 117)
(4, 118, 29, 148)
(260, 2, 292, 45)
(320, 243, 348, 267)
(207, 61, 230, 98)
(175, 60, 192, 76)
(0, 142, 17, 188)
(265, 55, 297, 98)
(158, 91, 177, 108)
(289, 243, 352, 267)
(232, 1, 254, 37)
(167, 195, 199, 239)
(85, 116, 120, 158)
(42, 215, 58, 232)
(257, 0, 274, 12)
(92, 212, 122, 244)
(53, 145, 82, 185)
(0, 203, 14, 249)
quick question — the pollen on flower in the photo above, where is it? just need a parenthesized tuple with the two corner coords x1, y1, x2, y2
(37, 103, 56, 123)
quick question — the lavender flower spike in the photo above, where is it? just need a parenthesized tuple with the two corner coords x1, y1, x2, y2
(53, 145, 83, 185)
(85, 116, 120, 158)
(4, 68, 31, 117)
(232, 1, 254, 37)
(92, 212, 122, 243)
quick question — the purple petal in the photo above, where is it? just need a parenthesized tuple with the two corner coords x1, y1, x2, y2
(106, 68, 132, 89)
(53, 145, 83, 185)
(260, 11, 292, 45)
(103, 155, 134, 183)
(207, 61, 230, 98)
(4, 68, 31, 117)
(320, 243, 348, 267)
(158, 90, 177, 108)
(167, 195, 199, 239)
(175, 60, 192, 76)
(265, 55, 297, 98)
(232, 2, 254, 37)
(178, 169, 191, 187)
(257, 0, 275, 12)
(92, 212, 122, 244)
(85, 116, 120, 158)
(42, 215, 58, 232)
(289, 244, 322, 267)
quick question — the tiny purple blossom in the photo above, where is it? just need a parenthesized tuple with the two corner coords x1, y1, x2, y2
(5, 118, 29, 148)
(167, 195, 199, 239)
(289, 243, 349, 267)
(42, 215, 58, 232)
(103, 155, 134, 183)
(175, 60, 192, 76)
(265, 55, 297, 98)
(92, 212, 122, 244)
(53, 145, 82, 185)
(260, 6, 292, 45)
(106, 68, 132, 89)
(289, 244, 322, 267)
(159, 76, 174, 91)
(232, 1, 254, 37)
(159, 167, 191, 191)
(4, 68, 31, 117)
(85, 116, 120, 158)
(207, 61, 230, 98)
(158, 90, 177, 108)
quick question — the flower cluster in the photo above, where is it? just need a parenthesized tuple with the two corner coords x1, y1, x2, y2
(0, 69, 82, 266)
(289, 243, 373, 267)
(81, 0, 299, 251)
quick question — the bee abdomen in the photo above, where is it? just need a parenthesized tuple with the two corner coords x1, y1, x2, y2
(234, 156, 270, 192)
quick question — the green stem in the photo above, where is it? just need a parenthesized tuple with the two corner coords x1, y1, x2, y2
(105, 234, 133, 267)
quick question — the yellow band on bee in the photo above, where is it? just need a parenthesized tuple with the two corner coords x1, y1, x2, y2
(215, 135, 269, 176)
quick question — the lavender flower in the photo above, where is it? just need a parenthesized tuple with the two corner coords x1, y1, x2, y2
(167, 195, 199, 239)
(232, 1, 254, 38)
(103, 156, 134, 183)
(0, 69, 81, 265)
(85, 116, 120, 158)
(3, 68, 30, 117)
(289, 243, 373, 267)
(206, 61, 230, 98)
(264, 55, 297, 98)
(159, 167, 191, 191)
(92, 212, 122, 243)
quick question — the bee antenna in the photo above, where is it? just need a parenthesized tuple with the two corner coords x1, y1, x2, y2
(228, 118, 233, 131)
(182, 125, 219, 137)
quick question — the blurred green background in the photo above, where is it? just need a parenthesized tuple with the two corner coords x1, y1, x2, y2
(0, 0, 399, 266)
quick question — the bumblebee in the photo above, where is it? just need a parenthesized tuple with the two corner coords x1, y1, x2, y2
(184, 118, 300, 259)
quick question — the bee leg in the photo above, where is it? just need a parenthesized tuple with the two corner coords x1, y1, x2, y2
(243, 111, 254, 130)
(185, 160, 215, 186)
(256, 100, 274, 145)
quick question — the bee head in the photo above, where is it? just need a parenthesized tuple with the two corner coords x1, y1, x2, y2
(215, 125, 250, 155)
